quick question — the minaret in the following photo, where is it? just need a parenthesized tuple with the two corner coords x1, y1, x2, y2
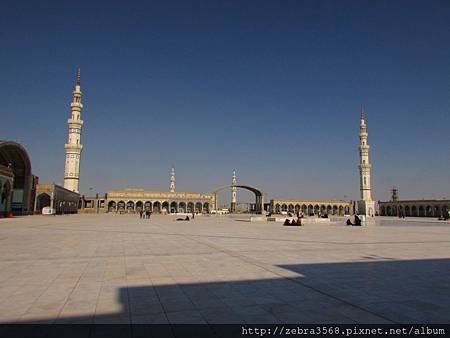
(169, 166, 175, 192)
(357, 107, 375, 217)
(231, 169, 237, 213)
(64, 69, 84, 193)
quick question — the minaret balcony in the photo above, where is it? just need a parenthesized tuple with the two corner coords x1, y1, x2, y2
(358, 163, 372, 170)
(67, 119, 84, 126)
(70, 102, 83, 109)
(65, 144, 83, 151)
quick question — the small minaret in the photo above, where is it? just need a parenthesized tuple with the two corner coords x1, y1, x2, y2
(64, 69, 84, 193)
(357, 107, 375, 217)
(169, 166, 175, 192)
(231, 169, 237, 213)
(391, 186, 399, 202)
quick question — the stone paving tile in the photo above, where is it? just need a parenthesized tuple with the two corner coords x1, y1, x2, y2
(131, 312, 169, 324)
(1, 214, 450, 324)
(165, 310, 207, 324)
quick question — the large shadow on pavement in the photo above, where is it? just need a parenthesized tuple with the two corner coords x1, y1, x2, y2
(7, 258, 450, 329)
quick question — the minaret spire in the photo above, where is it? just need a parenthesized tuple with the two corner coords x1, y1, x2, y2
(231, 169, 237, 213)
(76, 68, 81, 86)
(169, 166, 175, 192)
(64, 69, 84, 193)
(357, 108, 375, 218)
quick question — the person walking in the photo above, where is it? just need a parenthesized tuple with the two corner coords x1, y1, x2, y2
(139, 209, 143, 219)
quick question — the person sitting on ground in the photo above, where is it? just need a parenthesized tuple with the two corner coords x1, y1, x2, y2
(283, 218, 291, 225)
(291, 219, 297, 225)
(346, 219, 352, 226)
(354, 215, 362, 226)
(185, 216, 190, 221)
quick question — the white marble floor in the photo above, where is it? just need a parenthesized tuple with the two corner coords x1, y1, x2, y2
(0, 214, 449, 324)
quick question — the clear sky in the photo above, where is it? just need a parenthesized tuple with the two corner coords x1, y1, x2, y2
(1, 0, 449, 202)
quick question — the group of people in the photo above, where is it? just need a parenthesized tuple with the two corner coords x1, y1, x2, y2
(283, 212, 304, 226)
(139, 209, 152, 219)
(346, 214, 362, 226)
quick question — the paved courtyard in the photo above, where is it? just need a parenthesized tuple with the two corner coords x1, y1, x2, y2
(0, 214, 449, 324)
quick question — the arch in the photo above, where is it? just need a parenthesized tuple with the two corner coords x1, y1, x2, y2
(203, 202, 209, 213)
(301, 204, 307, 214)
(387, 206, 392, 216)
(117, 201, 125, 211)
(1, 180, 12, 210)
(404, 205, 410, 217)
(434, 205, 441, 218)
(36, 193, 51, 212)
(136, 201, 143, 212)
(153, 201, 161, 213)
(338, 205, 344, 216)
(162, 201, 169, 213)
(308, 205, 313, 216)
(275, 204, 281, 213)
(144, 201, 152, 211)
(170, 201, 178, 213)
(380, 206, 385, 216)
(418, 206, 425, 217)
(0, 141, 33, 215)
(126, 201, 135, 212)
(442, 205, 449, 217)
(314, 205, 320, 215)
(326, 205, 332, 215)
(411, 205, 417, 217)
(294, 204, 300, 213)
(332, 205, 338, 215)
(178, 202, 186, 213)
(195, 202, 202, 213)
(426, 205, 432, 217)
(187, 202, 194, 213)
(344, 206, 350, 215)
(393, 205, 398, 216)
(281, 204, 287, 212)
(108, 200, 116, 212)
(212, 184, 264, 214)
(288, 204, 294, 212)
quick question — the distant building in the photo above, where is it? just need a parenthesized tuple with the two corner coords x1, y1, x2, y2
(270, 199, 353, 216)
(34, 184, 79, 214)
(104, 189, 213, 214)
(379, 188, 449, 218)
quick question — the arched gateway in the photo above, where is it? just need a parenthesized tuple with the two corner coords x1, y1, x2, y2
(212, 184, 264, 214)
(0, 140, 35, 216)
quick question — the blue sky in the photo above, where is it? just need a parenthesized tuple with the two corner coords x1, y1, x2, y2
(1, 0, 449, 201)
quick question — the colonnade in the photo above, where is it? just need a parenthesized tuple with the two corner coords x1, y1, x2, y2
(272, 203, 351, 216)
(107, 200, 210, 214)
(380, 204, 449, 217)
